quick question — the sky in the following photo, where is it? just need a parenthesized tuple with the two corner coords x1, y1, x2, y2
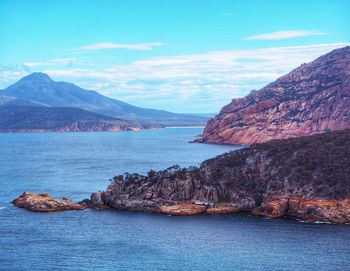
(0, 0, 349, 113)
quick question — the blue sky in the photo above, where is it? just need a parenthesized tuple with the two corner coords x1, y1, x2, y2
(1, 0, 349, 113)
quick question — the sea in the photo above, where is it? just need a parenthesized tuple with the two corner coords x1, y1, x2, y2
(0, 128, 349, 271)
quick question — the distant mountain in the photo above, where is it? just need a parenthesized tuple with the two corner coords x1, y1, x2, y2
(0, 73, 208, 126)
(196, 46, 350, 145)
(0, 105, 141, 132)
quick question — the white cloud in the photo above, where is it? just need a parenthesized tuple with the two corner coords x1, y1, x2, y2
(244, 30, 327, 40)
(22, 62, 48, 67)
(78, 42, 165, 51)
(23, 58, 77, 67)
(2, 42, 348, 112)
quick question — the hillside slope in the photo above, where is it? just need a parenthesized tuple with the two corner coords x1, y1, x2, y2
(197, 46, 350, 144)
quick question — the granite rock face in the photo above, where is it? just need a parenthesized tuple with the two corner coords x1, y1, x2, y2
(12, 192, 86, 212)
(89, 129, 350, 223)
(197, 46, 350, 145)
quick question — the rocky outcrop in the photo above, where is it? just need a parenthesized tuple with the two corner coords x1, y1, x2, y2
(12, 192, 86, 212)
(252, 198, 350, 224)
(196, 46, 350, 145)
(88, 129, 350, 224)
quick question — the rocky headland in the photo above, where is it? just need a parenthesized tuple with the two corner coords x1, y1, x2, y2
(196, 46, 350, 145)
(14, 129, 349, 223)
(87, 131, 350, 224)
(93, 129, 350, 223)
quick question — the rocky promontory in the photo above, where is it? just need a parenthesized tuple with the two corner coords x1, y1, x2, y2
(87, 129, 350, 223)
(196, 46, 350, 145)
(13, 129, 350, 224)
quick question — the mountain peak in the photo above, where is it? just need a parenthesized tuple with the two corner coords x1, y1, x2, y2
(21, 72, 53, 84)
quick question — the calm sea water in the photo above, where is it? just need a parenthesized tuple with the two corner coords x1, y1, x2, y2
(0, 128, 349, 271)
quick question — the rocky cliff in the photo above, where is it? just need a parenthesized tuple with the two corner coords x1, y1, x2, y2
(196, 46, 350, 145)
(89, 129, 350, 223)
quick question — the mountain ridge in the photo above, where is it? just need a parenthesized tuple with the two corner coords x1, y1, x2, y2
(0, 73, 209, 127)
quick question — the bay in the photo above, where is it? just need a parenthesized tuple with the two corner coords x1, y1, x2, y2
(0, 128, 349, 271)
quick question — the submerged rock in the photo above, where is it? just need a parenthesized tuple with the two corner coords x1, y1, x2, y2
(12, 192, 86, 212)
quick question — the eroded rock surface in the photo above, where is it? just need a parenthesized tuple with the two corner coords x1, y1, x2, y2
(159, 204, 207, 216)
(197, 46, 350, 145)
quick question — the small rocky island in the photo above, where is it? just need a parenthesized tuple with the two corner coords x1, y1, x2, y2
(13, 129, 350, 224)
(13, 192, 87, 212)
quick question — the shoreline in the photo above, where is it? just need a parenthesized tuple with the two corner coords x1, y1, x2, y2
(12, 192, 350, 225)
(0, 125, 207, 134)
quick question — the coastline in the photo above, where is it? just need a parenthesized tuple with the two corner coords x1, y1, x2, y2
(9, 129, 350, 225)
(12, 192, 350, 225)
(0, 126, 206, 134)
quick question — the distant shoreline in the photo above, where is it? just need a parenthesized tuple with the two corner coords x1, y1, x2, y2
(165, 126, 205, 129)
(0, 126, 205, 134)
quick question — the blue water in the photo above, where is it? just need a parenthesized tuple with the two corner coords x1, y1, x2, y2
(0, 128, 349, 271)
